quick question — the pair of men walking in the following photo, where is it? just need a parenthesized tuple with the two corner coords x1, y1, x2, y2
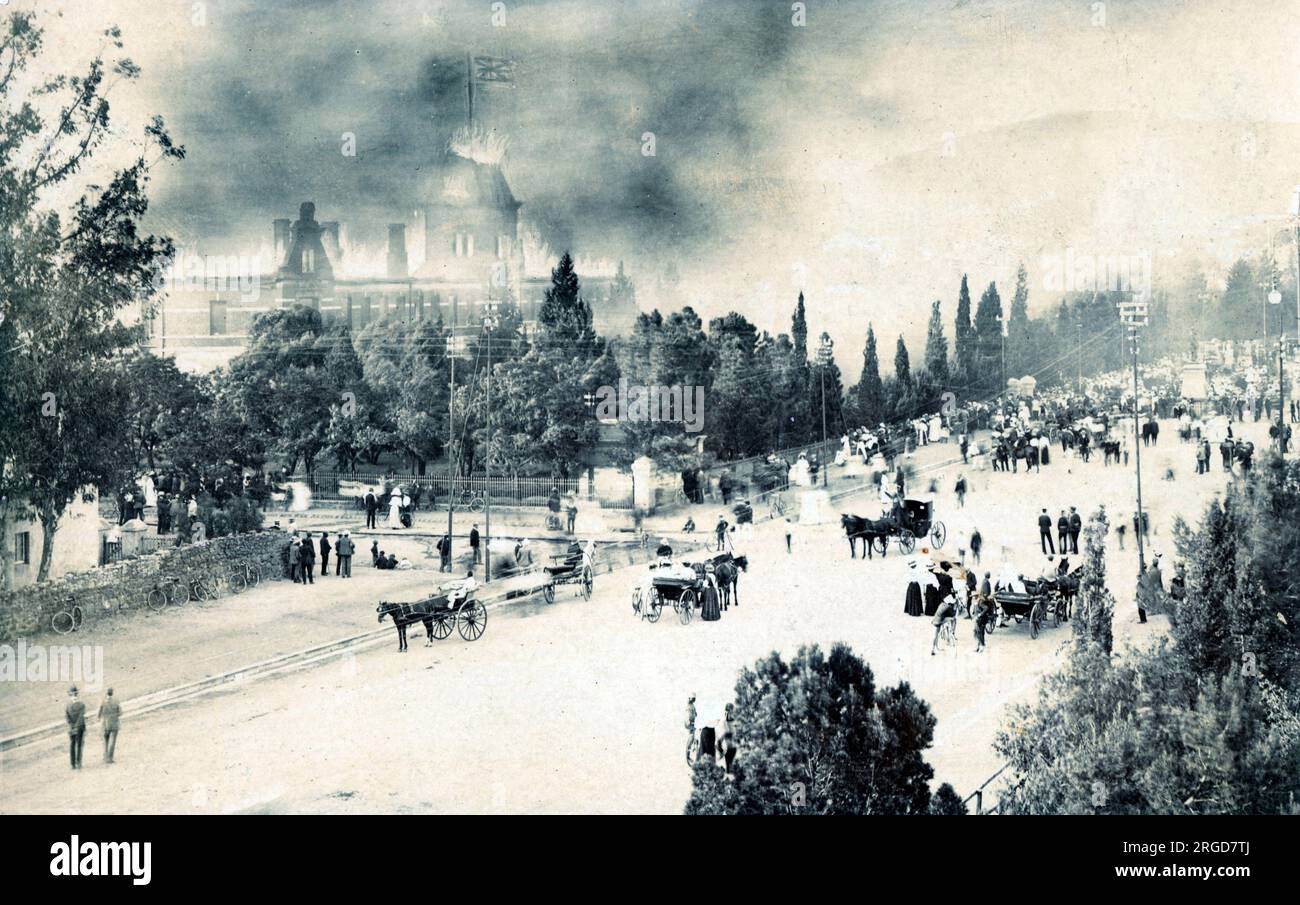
(65, 686, 120, 769)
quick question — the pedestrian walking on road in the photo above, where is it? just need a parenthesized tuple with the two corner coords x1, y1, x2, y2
(969, 527, 982, 565)
(954, 474, 967, 508)
(1068, 507, 1082, 554)
(319, 531, 331, 578)
(714, 515, 729, 552)
(437, 534, 451, 572)
(1038, 509, 1055, 554)
(98, 688, 120, 764)
(1056, 510, 1069, 555)
(299, 532, 316, 584)
(65, 686, 85, 770)
(470, 524, 481, 563)
(289, 533, 301, 582)
(336, 531, 354, 577)
(364, 490, 378, 530)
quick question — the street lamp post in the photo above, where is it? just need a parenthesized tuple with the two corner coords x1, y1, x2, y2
(1269, 287, 1285, 454)
(482, 304, 499, 580)
(817, 332, 834, 487)
(1128, 322, 1147, 578)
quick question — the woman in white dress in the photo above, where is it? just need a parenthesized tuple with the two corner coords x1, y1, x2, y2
(387, 491, 403, 529)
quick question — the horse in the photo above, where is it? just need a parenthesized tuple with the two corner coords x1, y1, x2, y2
(714, 554, 748, 609)
(840, 514, 889, 559)
(376, 600, 435, 652)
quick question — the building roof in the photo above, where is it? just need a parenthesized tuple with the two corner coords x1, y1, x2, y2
(432, 152, 521, 211)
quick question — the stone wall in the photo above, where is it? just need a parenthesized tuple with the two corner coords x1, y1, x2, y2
(0, 531, 290, 642)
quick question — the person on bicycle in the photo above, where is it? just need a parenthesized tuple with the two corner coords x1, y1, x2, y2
(931, 588, 958, 655)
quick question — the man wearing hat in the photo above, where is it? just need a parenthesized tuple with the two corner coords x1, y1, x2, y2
(65, 686, 86, 770)
(335, 530, 354, 577)
(1068, 507, 1082, 554)
(98, 688, 121, 764)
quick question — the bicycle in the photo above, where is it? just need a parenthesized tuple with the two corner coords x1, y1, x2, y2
(456, 488, 486, 512)
(933, 614, 958, 654)
(227, 561, 262, 594)
(51, 597, 84, 635)
(146, 575, 190, 612)
(767, 491, 788, 520)
(189, 575, 218, 603)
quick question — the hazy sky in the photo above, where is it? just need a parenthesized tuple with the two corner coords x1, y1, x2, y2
(17, 0, 1300, 375)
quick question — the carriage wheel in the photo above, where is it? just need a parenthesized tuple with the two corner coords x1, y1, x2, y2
(1030, 602, 1043, 639)
(898, 531, 917, 555)
(645, 592, 663, 623)
(543, 583, 556, 604)
(872, 535, 888, 556)
(457, 600, 487, 641)
(432, 612, 454, 640)
(1051, 595, 1062, 628)
(678, 589, 697, 625)
(581, 567, 593, 600)
(930, 521, 947, 548)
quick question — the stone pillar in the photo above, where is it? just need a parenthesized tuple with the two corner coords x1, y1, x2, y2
(119, 519, 147, 558)
(631, 456, 655, 512)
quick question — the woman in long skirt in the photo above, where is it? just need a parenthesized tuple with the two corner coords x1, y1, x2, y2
(904, 556, 925, 617)
(700, 570, 722, 621)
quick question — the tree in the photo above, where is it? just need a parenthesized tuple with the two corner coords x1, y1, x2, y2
(684, 644, 941, 815)
(952, 274, 975, 387)
(0, 12, 184, 582)
(856, 326, 885, 426)
(894, 335, 912, 387)
(924, 300, 949, 386)
(537, 251, 597, 360)
(1007, 262, 1031, 378)
(1072, 508, 1115, 655)
(973, 282, 1004, 396)
(791, 291, 808, 360)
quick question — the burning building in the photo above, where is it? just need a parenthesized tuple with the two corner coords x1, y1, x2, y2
(144, 144, 636, 371)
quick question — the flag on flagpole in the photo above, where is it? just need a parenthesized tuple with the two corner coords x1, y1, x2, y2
(473, 56, 517, 84)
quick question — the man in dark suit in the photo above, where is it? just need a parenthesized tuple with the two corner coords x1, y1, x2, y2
(1038, 509, 1055, 554)
(1056, 510, 1069, 555)
(98, 688, 121, 764)
(364, 490, 378, 529)
(318, 531, 331, 578)
(299, 531, 316, 584)
(469, 525, 481, 563)
(1068, 507, 1082, 554)
(65, 686, 86, 770)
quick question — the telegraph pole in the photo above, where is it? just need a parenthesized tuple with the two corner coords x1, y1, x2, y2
(482, 305, 498, 581)
(446, 296, 457, 569)
(817, 333, 834, 486)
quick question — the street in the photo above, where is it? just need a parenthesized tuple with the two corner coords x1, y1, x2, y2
(0, 418, 1257, 813)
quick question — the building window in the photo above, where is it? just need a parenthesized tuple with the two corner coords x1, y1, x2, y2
(414, 290, 424, 320)
(209, 299, 228, 335)
(345, 294, 354, 328)
(361, 295, 371, 327)
(14, 531, 30, 565)
(466, 234, 474, 257)
(302, 248, 315, 273)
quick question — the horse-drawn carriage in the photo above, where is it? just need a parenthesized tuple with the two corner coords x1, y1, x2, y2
(541, 544, 595, 603)
(376, 586, 487, 651)
(841, 496, 946, 557)
(990, 574, 1074, 639)
(632, 552, 746, 624)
